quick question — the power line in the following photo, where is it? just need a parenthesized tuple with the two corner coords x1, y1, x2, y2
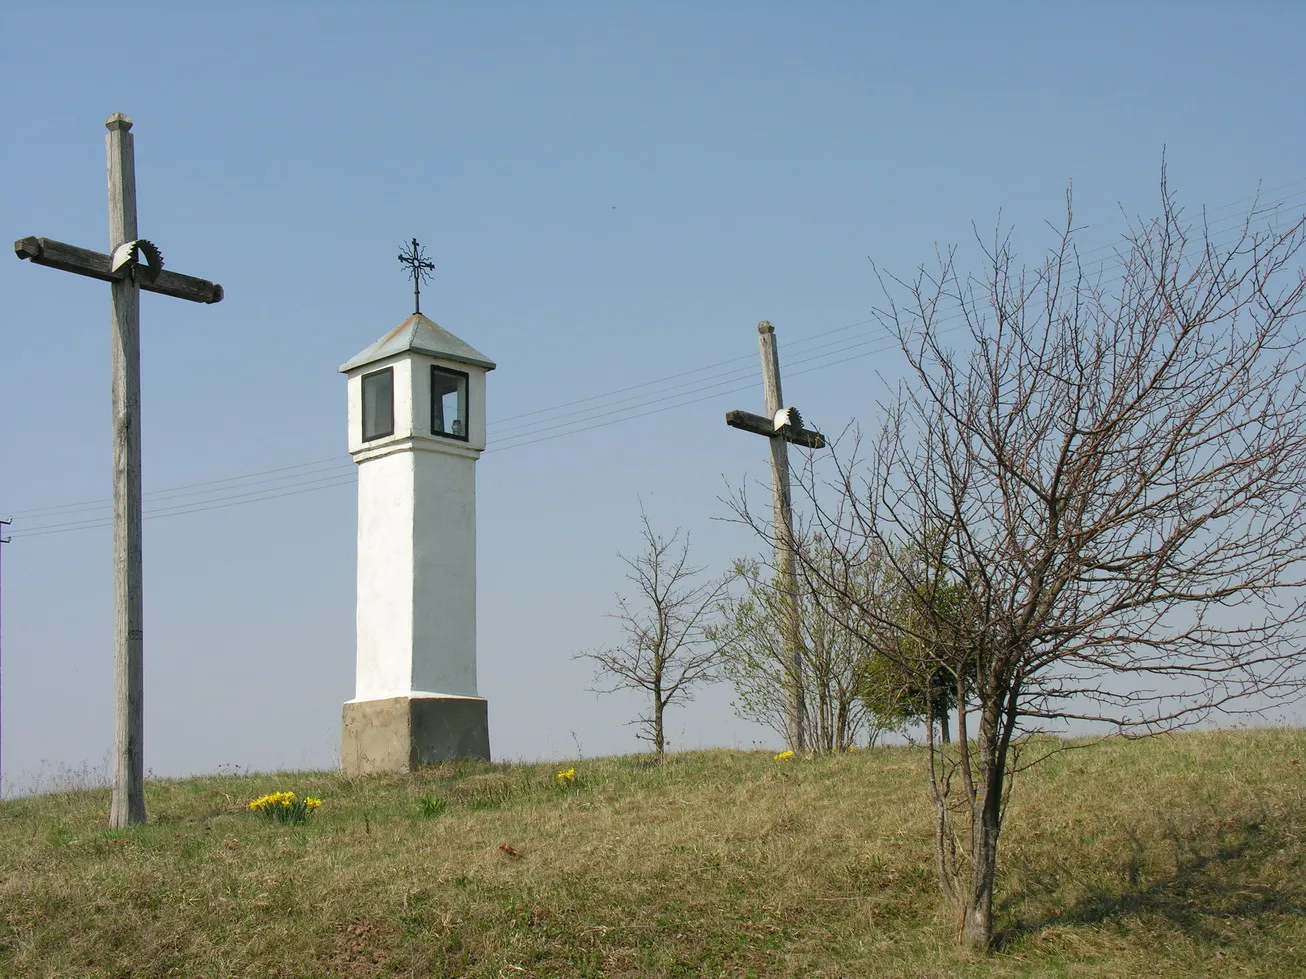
(11, 198, 1304, 536)
(494, 197, 1306, 448)
(7, 185, 1303, 539)
(7, 341, 901, 537)
(3, 318, 922, 537)
(488, 318, 879, 437)
(486, 190, 1306, 444)
(490, 330, 906, 451)
(13, 201, 1304, 538)
(491, 184, 1306, 439)
(490, 318, 874, 428)
(12, 478, 359, 539)
(13, 457, 352, 520)
(13, 183, 1304, 525)
(7, 333, 911, 538)
(5, 310, 891, 535)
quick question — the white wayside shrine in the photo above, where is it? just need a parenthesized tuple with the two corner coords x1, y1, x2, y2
(339, 311, 496, 774)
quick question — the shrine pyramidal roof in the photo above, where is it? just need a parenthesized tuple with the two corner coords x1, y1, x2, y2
(339, 313, 496, 373)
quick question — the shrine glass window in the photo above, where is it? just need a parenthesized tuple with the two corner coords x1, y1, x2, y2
(431, 366, 469, 440)
(361, 367, 394, 442)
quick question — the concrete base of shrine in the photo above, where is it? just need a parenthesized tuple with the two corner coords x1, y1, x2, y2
(341, 694, 490, 775)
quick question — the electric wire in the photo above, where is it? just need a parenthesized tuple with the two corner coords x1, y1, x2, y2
(9, 328, 915, 538)
(8, 184, 1304, 540)
(16, 180, 1304, 522)
(13, 458, 352, 520)
(12, 196, 1304, 537)
(492, 193, 1306, 449)
(4, 321, 915, 538)
(490, 182, 1306, 437)
(14, 202, 1303, 538)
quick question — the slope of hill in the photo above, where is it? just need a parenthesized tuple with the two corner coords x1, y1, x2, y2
(2, 728, 1303, 977)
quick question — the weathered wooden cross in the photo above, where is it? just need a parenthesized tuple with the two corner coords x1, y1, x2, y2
(725, 321, 825, 753)
(13, 114, 223, 826)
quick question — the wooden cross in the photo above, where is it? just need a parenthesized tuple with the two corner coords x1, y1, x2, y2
(725, 321, 825, 753)
(13, 114, 223, 827)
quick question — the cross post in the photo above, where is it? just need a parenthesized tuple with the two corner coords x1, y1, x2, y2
(725, 321, 825, 753)
(13, 114, 223, 826)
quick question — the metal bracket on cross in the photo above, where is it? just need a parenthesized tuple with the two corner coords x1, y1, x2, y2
(110, 238, 164, 284)
(725, 407, 826, 448)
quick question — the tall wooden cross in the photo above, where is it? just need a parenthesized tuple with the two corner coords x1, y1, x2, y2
(13, 113, 223, 827)
(725, 321, 825, 753)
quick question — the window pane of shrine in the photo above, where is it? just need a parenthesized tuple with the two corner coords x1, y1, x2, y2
(361, 368, 394, 441)
(431, 366, 469, 440)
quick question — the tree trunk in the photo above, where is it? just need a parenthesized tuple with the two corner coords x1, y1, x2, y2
(940, 710, 951, 745)
(653, 702, 665, 755)
(817, 675, 832, 753)
(960, 695, 1013, 950)
(652, 671, 665, 756)
(961, 791, 1001, 948)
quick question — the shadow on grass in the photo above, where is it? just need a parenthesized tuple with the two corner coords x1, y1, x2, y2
(996, 817, 1302, 950)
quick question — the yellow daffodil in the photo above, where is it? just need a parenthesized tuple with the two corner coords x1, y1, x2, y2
(247, 790, 323, 823)
(773, 749, 795, 761)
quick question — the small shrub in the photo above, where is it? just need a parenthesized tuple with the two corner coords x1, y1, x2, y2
(418, 796, 447, 819)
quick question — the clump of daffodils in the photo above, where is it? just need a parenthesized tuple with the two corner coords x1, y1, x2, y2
(248, 791, 323, 825)
(773, 749, 795, 761)
(555, 767, 576, 783)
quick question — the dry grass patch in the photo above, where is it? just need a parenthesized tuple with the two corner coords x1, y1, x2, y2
(1, 730, 1304, 976)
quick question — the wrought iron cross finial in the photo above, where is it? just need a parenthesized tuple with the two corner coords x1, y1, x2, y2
(397, 237, 435, 315)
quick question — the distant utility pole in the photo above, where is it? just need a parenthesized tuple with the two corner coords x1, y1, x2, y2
(13, 114, 223, 826)
(0, 519, 9, 800)
(725, 321, 826, 752)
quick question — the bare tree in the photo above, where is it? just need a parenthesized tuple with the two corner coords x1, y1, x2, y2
(576, 512, 730, 756)
(746, 177, 1306, 948)
(710, 536, 887, 753)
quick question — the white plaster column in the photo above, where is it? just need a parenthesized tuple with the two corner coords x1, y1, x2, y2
(339, 313, 496, 773)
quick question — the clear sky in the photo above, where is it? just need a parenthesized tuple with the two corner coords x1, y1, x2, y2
(2, 3, 1304, 795)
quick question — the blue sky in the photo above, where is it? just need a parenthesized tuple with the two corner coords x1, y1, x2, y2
(2, 3, 1304, 793)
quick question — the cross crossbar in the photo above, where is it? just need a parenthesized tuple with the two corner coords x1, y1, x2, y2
(14, 237, 223, 305)
(725, 409, 826, 449)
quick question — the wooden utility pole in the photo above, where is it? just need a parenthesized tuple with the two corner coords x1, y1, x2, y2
(13, 114, 223, 826)
(725, 321, 825, 752)
(0, 520, 9, 800)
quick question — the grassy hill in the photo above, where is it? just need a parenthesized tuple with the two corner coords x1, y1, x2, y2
(2, 728, 1304, 978)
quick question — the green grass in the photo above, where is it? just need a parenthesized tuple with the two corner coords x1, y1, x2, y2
(2, 728, 1304, 977)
